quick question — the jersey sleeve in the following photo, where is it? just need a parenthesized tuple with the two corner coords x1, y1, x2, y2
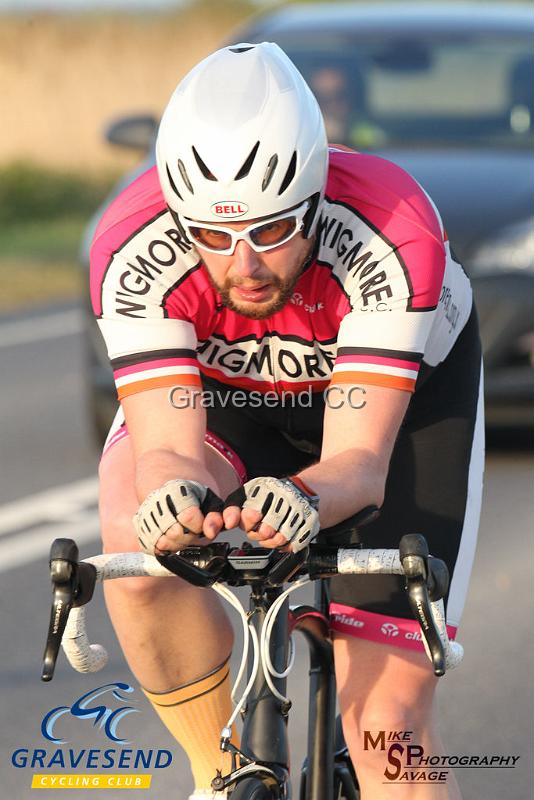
(89, 167, 213, 402)
(323, 151, 448, 393)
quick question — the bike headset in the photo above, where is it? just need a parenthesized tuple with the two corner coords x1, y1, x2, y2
(155, 41, 329, 254)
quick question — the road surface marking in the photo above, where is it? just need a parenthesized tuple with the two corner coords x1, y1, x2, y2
(0, 478, 102, 570)
(0, 309, 84, 349)
(0, 512, 100, 572)
(0, 477, 98, 536)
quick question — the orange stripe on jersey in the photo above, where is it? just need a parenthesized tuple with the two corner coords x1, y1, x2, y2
(329, 371, 416, 393)
(117, 373, 202, 400)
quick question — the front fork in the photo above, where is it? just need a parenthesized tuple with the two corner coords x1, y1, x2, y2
(213, 585, 291, 798)
(292, 582, 359, 800)
(213, 582, 354, 800)
(291, 579, 336, 800)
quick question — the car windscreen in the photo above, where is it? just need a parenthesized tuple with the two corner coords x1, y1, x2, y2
(265, 32, 534, 150)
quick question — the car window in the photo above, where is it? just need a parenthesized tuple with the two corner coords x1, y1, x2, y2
(268, 33, 534, 149)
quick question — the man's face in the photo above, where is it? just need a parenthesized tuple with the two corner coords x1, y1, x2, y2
(194, 219, 314, 320)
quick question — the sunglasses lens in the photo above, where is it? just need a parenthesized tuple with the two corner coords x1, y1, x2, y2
(188, 226, 233, 251)
(250, 216, 297, 248)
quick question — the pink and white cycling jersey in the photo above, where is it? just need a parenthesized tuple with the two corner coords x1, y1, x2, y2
(90, 147, 472, 401)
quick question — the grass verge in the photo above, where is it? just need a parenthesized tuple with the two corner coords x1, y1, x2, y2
(0, 164, 115, 312)
(0, 217, 90, 312)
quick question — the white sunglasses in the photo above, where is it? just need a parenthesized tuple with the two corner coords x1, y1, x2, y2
(180, 200, 310, 255)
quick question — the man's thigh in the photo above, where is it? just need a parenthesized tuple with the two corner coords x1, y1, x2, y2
(98, 432, 242, 552)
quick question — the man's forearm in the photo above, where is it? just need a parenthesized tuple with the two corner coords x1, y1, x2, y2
(296, 448, 387, 529)
(134, 448, 220, 503)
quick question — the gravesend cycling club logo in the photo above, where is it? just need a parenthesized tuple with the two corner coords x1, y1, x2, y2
(41, 682, 139, 744)
(363, 729, 520, 784)
(11, 682, 173, 791)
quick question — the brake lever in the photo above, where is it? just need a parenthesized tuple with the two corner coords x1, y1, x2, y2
(41, 538, 97, 682)
(399, 534, 447, 677)
(405, 576, 446, 676)
(427, 557, 449, 602)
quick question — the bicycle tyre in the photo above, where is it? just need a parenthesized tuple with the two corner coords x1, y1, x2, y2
(229, 777, 273, 799)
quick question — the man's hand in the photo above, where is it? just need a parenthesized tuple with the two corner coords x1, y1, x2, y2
(133, 479, 225, 555)
(223, 477, 320, 553)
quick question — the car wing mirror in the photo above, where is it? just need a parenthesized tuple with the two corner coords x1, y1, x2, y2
(104, 114, 159, 151)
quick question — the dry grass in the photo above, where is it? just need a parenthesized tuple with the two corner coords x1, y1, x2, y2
(0, 3, 260, 170)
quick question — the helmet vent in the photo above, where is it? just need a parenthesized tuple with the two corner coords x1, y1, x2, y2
(192, 146, 217, 181)
(262, 154, 278, 191)
(166, 164, 183, 201)
(278, 151, 297, 195)
(177, 159, 194, 194)
(235, 141, 260, 181)
(229, 46, 254, 54)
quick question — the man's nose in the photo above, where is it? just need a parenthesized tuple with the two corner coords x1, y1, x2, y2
(232, 239, 262, 278)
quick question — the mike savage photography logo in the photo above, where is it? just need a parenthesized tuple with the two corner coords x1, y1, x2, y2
(363, 729, 520, 785)
(12, 682, 173, 790)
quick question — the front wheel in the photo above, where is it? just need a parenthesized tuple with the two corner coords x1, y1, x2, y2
(230, 777, 273, 799)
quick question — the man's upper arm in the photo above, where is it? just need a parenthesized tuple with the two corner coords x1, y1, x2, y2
(320, 158, 449, 470)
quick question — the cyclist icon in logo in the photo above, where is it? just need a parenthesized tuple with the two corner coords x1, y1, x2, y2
(41, 682, 140, 744)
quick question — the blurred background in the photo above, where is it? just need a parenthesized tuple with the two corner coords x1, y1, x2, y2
(1, 1, 533, 799)
(0, 0, 256, 311)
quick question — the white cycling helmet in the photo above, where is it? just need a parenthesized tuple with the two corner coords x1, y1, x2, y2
(156, 41, 328, 236)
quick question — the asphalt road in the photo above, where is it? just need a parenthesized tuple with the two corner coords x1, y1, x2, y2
(0, 303, 533, 799)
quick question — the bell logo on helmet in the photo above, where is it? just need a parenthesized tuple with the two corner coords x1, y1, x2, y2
(211, 202, 249, 218)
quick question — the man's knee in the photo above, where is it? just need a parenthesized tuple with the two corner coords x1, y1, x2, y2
(336, 639, 437, 748)
(340, 696, 433, 778)
(100, 504, 138, 553)
(351, 698, 431, 739)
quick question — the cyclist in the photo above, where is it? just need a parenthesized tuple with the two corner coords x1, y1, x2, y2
(91, 42, 483, 800)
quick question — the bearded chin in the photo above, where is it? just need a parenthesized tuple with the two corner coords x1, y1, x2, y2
(205, 238, 316, 320)
(218, 277, 299, 320)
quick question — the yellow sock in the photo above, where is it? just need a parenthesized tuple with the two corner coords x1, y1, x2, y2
(142, 657, 239, 791)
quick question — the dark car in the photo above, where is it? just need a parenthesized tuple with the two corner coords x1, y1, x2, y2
(82, 2, 534, 440)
